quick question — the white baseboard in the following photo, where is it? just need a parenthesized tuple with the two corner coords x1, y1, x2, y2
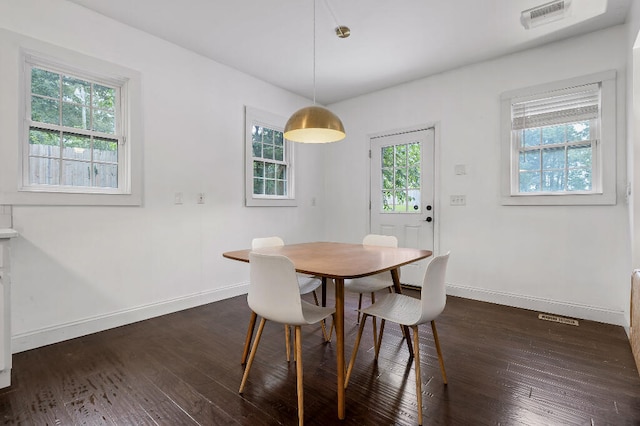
(12, 282, 250, 353)
(446, 283, 627, 327)
(12, 281, 628, 353)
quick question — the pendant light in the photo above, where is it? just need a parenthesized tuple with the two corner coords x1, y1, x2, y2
(284, 0, 346, 143)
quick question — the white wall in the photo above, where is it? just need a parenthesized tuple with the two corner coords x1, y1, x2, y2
(0, 0, 634, 353)
(325, 26, 631, 326)
(629, 0, 640, 271)
(0, 0, 327, 352)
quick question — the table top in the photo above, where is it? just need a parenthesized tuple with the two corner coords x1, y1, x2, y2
(223, 241, 432, 279)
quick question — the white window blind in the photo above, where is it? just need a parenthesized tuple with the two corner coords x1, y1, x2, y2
(511, 83, 600, 130)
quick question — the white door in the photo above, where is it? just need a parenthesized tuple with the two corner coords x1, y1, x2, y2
(370, 128, 435, 287)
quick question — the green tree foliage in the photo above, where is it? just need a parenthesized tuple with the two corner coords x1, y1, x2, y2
(382, 142, 421, 211)
(519, 122, 592, 192)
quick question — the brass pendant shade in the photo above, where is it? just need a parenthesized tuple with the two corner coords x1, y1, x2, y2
(284, 105, 345, 143)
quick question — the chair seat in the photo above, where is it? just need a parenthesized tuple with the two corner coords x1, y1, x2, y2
(300, 300, 335, 325)
(344, 275, 392, 293)
(260, 298, 334, 326)
(359, 293, 421, 326)
(298, 275, 322, 295)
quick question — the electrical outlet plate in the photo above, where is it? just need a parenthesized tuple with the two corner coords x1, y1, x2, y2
(450, 195, 466, 206)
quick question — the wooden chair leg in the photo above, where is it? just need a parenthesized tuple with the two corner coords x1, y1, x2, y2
(295, 326, 304, 426)
(375, 318, 385, 360)
(345, 314, 368, 389)
(285, 325, 291, 362)
(328, 316, 335, 342)
(412, 325, 423, 426)
(357, 293, 363, 323)
(241, 311, 258, 365)
(431, 320, 447, 384)
(371, 292, 378, 350)
(239, 317, 267, 393)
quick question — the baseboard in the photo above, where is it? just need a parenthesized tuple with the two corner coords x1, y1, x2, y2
(12, 282, 250, 353)
(446, 283, 627, 326)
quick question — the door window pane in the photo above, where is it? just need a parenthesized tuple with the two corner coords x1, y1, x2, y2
(379, 142, 421, 213)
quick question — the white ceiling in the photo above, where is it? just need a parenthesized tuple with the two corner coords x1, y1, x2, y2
(66, 0, 630, 105)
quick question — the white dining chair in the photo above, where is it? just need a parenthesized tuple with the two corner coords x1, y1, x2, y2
(345, 252, 450, 426)
(239, 252, 335, 426)
(342, 234, 398, 347)
(241, 237, 327, 365)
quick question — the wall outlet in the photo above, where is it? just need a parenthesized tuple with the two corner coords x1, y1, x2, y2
(174, 192, 183, 205)
(450, 195, 466, 206)
(197, 193, 205, 204)
(454, 164, 467, 175)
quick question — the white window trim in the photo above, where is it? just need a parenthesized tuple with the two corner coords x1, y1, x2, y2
(500, 70, 617, 206)
(244, 106, 296, 207)
(0, 30, 142, 206)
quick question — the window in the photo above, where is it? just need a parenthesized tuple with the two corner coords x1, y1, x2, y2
(244, 107, 296, 207)
(381, 142, 422, 212)
(27, 63, 122, 190)
(501, 71, 616, 205)
(0, 32, 142, 206)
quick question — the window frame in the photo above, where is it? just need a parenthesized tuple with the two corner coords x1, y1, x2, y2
(23, 56, 127, 194)
(500, 70, 617, 206)
(244, 106, 296, 207)
(0, 30, 142, 206)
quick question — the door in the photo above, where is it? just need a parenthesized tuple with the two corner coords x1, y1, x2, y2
(370, 128, 435, 287)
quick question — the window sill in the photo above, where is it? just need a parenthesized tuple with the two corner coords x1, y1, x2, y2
(501, 192, 616, 206)
(0, 190, 142, 206)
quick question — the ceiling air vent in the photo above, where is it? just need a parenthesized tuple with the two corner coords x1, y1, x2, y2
(521, 0, 572, 29)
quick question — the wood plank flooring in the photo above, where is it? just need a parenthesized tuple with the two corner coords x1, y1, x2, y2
(0, 287, 639, 425)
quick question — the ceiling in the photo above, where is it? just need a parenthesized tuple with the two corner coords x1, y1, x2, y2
(66, 0, 631, 105)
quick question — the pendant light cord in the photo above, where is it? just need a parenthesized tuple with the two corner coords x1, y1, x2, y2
(313, 0, 317, 105)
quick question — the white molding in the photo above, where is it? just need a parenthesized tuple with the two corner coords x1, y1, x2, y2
(446, 282, 627, 326)
(12, 282, 249, 353)
(500, 70, 618, 206)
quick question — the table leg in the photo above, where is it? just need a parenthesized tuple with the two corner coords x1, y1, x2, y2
(334, 277, 345, 419)
(321, 277, 327, 307)
(390, 268, 414, 358)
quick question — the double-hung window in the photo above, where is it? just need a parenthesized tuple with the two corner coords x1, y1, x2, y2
(501, 71, 616, 205)
(244, 107, 296, 207)
(0, 34, 141, 206)
(22, 57, 126, 193)
(26, 58, 124, 192)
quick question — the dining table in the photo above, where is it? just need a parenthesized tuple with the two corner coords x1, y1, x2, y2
(222, 241, 432, 420)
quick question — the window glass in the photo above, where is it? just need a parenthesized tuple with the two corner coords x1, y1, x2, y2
(380, 142, 421, 212)
(26, 63, 123, 191)
(250, 124, 288, 198)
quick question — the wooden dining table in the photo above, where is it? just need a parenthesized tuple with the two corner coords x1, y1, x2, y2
(222, 241, 432, 419)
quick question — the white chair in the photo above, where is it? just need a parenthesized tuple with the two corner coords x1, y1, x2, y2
(241, 237, 327, 365)
(345, 252, 450, 426)
(239, 252, 335, 426)
(342, 234, 398, 347)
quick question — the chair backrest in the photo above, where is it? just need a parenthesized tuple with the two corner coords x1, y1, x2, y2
(362, 234, 398, 282)
(363, 234, 398, 248)
(251, 236, 284, 249)
(248, 252, 306, 325)
(417, 252, 451, 324)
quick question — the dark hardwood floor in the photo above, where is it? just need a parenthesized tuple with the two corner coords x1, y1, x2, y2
(1, 286, 639, 425)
